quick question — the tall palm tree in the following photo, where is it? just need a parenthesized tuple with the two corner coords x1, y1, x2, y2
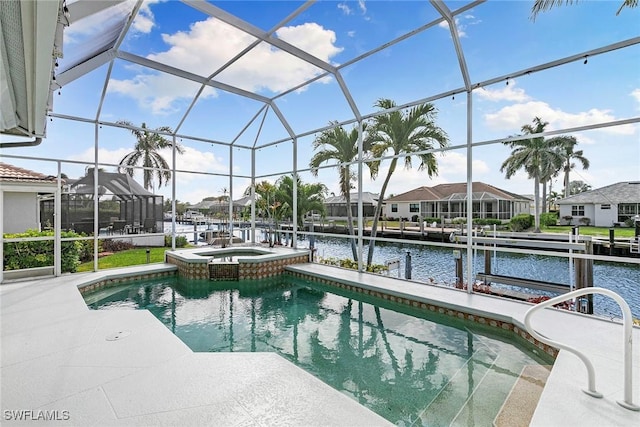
(556, 136, 590, 198)
(117, 120, 184, 191)
(310, 122, 375, 262)
(365, 99, 449, 266)
(500, 117, 565, 232)
(530, 0, 637, 20)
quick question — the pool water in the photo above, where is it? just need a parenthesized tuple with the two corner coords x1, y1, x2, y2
(85, 275, 554, 425)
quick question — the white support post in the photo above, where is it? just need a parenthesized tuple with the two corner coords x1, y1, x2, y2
(251, 148, 256, 244)
(228, 145, 234, 245)
(54, 161, 62, 276)
(357, 120, 364, 272)
(171, 136, 177, 250)
(93, 123, 99, 272)
(465, 91, 473, 293)
(292, 138, 298, 248)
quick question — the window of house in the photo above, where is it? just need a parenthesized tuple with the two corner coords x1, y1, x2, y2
(600, 204, 611, 210)
(391, 204, 398, 213)
(409, 203, 419, 213)
(571, 205, 585, 216)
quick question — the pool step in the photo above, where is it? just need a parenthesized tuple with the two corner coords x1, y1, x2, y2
(416, 345, 498, 426)
(493, 364, 551, 427)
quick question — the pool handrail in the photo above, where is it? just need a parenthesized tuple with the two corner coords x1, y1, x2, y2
(524, 287, 640, 411)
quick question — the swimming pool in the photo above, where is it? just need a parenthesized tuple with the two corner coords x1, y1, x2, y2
(84, 275, 554, 425)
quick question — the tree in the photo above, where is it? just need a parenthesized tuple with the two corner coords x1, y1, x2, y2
(366, 99, 449, 266)
(500, 117, 565, 233)
(557, 136, 590, 197)
(568, 180, 591, 195)
(310, 122, 375, 262)
(276, 175, 327, 228)
(117, 121, 184, 191)
(530, 0, 637, 20)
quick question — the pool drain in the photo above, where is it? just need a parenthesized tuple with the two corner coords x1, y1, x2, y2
(105, 330, 131, 341)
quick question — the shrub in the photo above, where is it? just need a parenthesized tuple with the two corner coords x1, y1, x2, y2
(165, 235, 188, 247)
(509, 214, 533, 232)
(540, 212, 558, 227)
(102, 239, 134, 252)
(319, 257, 388, 274)
(578, 217, 591, 226)
(411, 215, 419, 222)
(422, 217, 440, 224)
(77, 239, 103, 262)
(473, 218, 503, 226)
(3, 229, 82, 273)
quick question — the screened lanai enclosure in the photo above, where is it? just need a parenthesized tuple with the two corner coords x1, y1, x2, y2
(40, 171, 163, 235)
(1, 0, 638, 282)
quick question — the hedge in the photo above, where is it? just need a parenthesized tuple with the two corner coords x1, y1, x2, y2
(509, 214, 534, 232)
(3, 229, 82, 273)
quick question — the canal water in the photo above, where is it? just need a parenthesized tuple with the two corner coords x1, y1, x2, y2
(166, 223, 640, 319)
(309, 236, 640, 320)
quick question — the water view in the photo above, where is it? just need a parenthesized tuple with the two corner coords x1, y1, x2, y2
(166, 223, 639, 319)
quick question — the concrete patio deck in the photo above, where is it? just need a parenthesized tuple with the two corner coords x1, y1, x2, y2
(1, 263, 639, 426)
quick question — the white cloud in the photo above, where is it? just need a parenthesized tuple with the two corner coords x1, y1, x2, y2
(476, 80, 531, 102)
(109, 18, 342, 113)
(358, 0, 367, 14)
(438, 15, 480, 38)
(347, 30, 356, 38)
(484, 101, 637, 135)
(337, 3, 352, 15)
(108, 74, 216, 115)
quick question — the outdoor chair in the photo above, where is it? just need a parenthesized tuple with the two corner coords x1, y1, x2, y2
(111, 220, 127, 234)
(142, 218, 156, 233)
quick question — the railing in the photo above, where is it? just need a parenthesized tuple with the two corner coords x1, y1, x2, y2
(524, 288, 640, 411)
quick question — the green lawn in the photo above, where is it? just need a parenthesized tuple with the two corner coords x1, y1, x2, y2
(76, 247, 168, 272)
(541, 225, 636, 238)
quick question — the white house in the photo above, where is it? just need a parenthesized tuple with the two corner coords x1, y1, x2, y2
(384, 182, 531, 221)
(556, 181, 640, 226)
(0, 162, 60, 234)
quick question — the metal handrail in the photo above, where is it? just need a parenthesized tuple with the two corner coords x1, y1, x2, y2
(524, 287, 639, 411)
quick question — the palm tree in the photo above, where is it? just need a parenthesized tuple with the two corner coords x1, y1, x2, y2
(276, 175, 327, 228)
(500, 117, 565, 232)
(556, 136, 590, 198)
(310, 122, 374, 262)
(365, 99, 449, 266)
(530, 0, 637, 20)
(117, 121, 184, 191)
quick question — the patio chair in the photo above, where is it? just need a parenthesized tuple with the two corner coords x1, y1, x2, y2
(142, 218, 156, 233)
(111, 220, 127, 234)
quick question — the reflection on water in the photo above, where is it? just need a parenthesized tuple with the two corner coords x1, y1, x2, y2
(310, 237, 640, 319)
(87, 276, 552, 425)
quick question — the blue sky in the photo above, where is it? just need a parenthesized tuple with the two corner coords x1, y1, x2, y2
(2, 0, 639, 205)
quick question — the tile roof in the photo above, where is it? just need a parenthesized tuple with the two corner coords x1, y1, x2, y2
(0, 162, 58, 184)
(324, 192, 379, 205)
(386, 182, 529, 202)
(556, 182, 640, 204)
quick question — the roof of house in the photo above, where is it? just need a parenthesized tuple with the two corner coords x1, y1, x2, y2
(324, 192, 379, 205)
(0, 162, 59, 184)
(556, 182, 640, 205)
(385, 182, 530, 202)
